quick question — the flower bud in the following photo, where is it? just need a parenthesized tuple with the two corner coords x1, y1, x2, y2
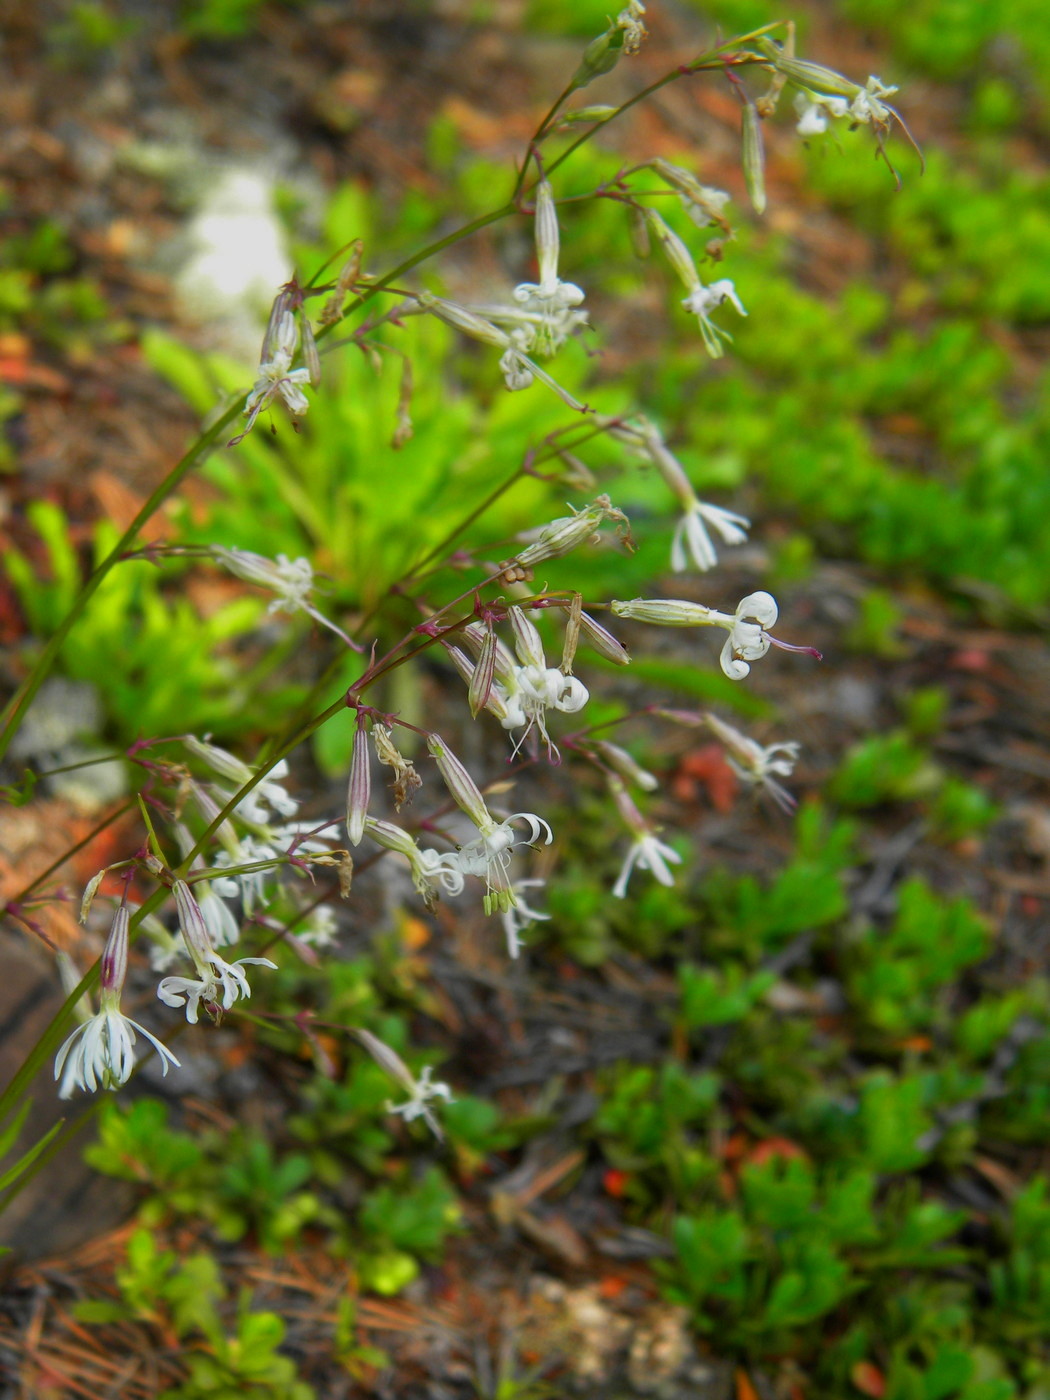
(346, 716, 371, 847)
(508, 606, 545, 670)
(561, 105, 619, 123)
(569, 25, 627, 91)
(644, 210, 700, 293)
(594, 740, 659, 791)
(99, 906, 130, 997)
(426, 733, 492, 831)
(611, 598, 719, 627)
(742, 101, 767, 215)
(468, 626, 498, 719)
(755, 39, 861, 99)
(579, 610, 631, 665)
(744, 101, 767, 214)
(515, 495, 627, 568)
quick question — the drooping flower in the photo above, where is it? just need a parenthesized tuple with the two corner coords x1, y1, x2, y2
(490, 606, 590, 758)
(442, 811, 554, 915)
(387, 1065, 455, 1130)
(705, 713, 801, 813)
(793, 90, 849, 135)
(364, 817, 466, 908)
(608, 417, 749, 573)
(612, 830, 683, 898)
(353, 1028, 454, 1139)
(230, 310, 312, 446)
(208, 547, 357, 648)
(607, 777, 682, 899)
(156, 880, 275, 1024)
(424, 733, 554, 911)
(500, 878, 551, 959)
(681, 279, 747, 359)
(510, 180, 588, 356)
(55, 906, 180, 1098)
(671, 501, 750, 572)
(611, 591, 821, 680)
(415, 292, 585, 409)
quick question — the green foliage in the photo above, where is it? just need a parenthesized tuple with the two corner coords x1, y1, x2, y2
(76, 1228, 313, 1398)
(836, 0, 1050, 110)
(846, 588, 908, 658)
(699, 804, 854, 959)
(47, 2, 140, 58)
(179, 0, 303, 40)
(2, 501, 298, 741)
(846, 878, 990, 1036)
(830, 730, 943, 807)
(927, 777, 999, 843)
(679, 962, 776, 1028)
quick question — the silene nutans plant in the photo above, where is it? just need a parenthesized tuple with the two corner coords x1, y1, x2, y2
(0, 5, 919, 1183)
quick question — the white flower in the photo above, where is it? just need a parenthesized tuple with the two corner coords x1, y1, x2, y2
(718, 590, 779, 680)
(296, 905, 338, 949)
(682, 279, 747, 359)
(417, 292, 585, 409)
(444, 812, 554, 915)
(793, 90, 849, 135)
(211, 835, 279, 914)
(387, 1064, 455, 1132)
(364, 817, 465, 908)
(848, 75, 899, 128)
(488, 606, 590, 757)
(612, 832, 682, 899)
(186, 735, 299, 822)
(607, 417, 748, 574)
(54, 906, 180, 1097)
(705, 712, 801, 813)
(611, 590, 820, 681)
(55, 1005, 180, 1098)
(157, 878, 276, 1024)
(671, 500, 750, 573)
(353, 1028, 454, 1139)
(509, 178, 587, 357)
(233, 310, 312, 444)
(209, 547, 356, 647)
(157, 954, 275, 1024)
(500, 878, 551, 959)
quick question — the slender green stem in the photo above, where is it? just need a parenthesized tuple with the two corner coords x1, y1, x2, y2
(316, 205, 515, 341)
(510, 80, 579, 204)
(545, 48, 770, 183)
